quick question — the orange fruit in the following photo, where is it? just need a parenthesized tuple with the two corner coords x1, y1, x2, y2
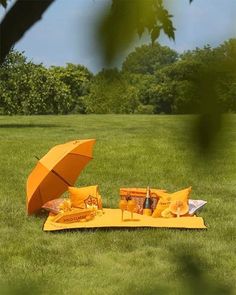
(169, 200, 189, 216)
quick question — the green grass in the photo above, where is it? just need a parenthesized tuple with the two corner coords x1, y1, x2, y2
(0, 115, 235, 295)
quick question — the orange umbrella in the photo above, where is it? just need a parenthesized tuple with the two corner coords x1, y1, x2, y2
(26, 139, 96, 214)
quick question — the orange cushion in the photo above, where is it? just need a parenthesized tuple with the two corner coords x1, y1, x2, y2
(68, 185, 102, 210)
(152, 187, 192, 218)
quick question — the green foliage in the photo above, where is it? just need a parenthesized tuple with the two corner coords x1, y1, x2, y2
(0, 51, 72, 115)
(122, 43, 178, 74)
(126, 73, 157, 106)
(214, 39, 236, 112)
(50, 64, 92, 113)
(170, 42, 236, 148)
(152, 42, 236, 116)
(21, 67, 72, 115)
(84, 69, 139, 114)
(153, 59, 201, 114)
(134, 104, 154, 114)
(0, 50, 91, 115)
(98, 0, 175, 64)
(1, 40, 236, 117)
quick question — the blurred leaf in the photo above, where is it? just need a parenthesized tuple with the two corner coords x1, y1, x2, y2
(151, 26, 161, 44)
(162, 16, 175, 40)
(173, 251, 233, 295)
(0, 280, 43, 295)
(194, 74, 222, 151)
(98, 0, 175, 64)
(0, 0, 7, 8)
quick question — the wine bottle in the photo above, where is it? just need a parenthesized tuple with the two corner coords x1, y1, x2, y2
(143, 186, 152, 216)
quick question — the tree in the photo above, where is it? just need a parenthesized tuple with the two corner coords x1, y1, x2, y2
(0, 50, 73, 115)
(0, 0, 54, 64)
(126, 42, 236, 115)
(50, 64, 93, 113)
(84, 69, 139, 114)
(153, 58, 200, 113)
(214, 39, 236, 112)
(122, 43, 178, 74)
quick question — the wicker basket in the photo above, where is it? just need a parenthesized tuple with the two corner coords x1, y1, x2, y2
(119, 187, 165, 214)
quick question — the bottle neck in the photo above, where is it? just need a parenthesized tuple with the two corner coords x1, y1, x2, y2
(146, 187, 150, 199)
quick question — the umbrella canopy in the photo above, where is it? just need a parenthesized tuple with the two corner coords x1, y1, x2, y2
(26, 139, 96, 214)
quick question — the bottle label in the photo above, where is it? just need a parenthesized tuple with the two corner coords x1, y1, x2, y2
(143, 208, 152, 216)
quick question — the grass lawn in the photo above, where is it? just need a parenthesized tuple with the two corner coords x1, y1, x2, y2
(0, 114, 235, 295)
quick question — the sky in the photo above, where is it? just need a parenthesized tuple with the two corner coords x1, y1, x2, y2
(1, 0, 236, 73)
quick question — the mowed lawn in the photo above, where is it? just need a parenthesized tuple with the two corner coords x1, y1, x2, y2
(0, 115, 235, 295)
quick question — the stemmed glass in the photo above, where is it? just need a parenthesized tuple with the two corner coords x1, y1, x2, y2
(119, 199, 127, 221)
(127, 198, 136, 220)
(119, 197, 136, 221)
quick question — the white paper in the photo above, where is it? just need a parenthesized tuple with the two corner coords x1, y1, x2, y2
(188, 199, 207, 215)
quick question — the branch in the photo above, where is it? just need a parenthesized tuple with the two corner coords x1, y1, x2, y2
(0, 0, 55, 64)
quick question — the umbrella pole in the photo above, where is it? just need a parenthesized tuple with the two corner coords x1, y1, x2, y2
(51, 169, 72, 187)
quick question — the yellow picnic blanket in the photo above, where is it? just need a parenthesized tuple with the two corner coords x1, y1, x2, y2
(43, 208, 206, 231)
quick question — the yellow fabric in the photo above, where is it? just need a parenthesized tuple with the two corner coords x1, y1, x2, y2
(152, 187, 192, 218)
(161, 208, 175, 218)
(43, 208, 206, 231)
(53, 208, 95, 223)
(68, 185, 102, 209)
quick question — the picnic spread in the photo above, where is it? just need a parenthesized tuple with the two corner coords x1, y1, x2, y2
(26, 139, 207, 231)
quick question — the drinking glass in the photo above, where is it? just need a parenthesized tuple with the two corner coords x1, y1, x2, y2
(119, 199, 127, 221)
(127, 199, 136, 220)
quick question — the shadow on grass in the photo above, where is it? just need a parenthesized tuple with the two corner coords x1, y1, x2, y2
(0, 123, 62, 128)
(170, 249, 234, 295)
(0, 281, 43, 295)
(45, 227, 207, 234)
(120, 248, 233, 295)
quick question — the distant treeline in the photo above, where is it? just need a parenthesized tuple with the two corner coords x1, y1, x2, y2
(0, 39, 236, 115)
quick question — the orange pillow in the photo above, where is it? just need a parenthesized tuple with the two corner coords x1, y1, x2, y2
(68, 185, 102, 210)
(152, 187, 192, 218)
